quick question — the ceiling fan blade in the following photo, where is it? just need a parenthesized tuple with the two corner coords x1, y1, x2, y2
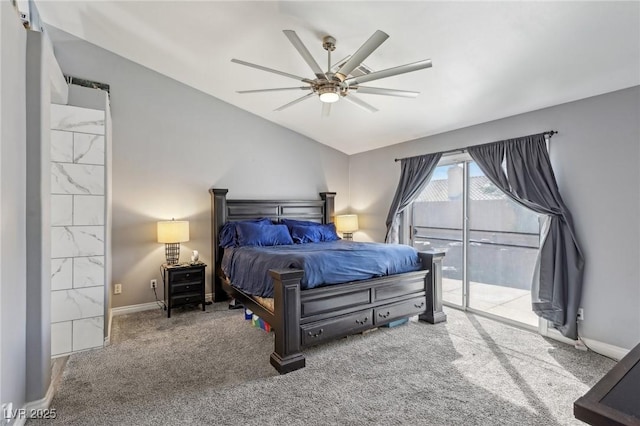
(283, 30, 327, 80)
(237, 87, 312, 94)
(231, 59, 313, 83)
(352, 86, 419, 98)
(345, 59, 432, 86)
(344, 94, 378, 113)
(331, 55, 351, 71)
(321, 102, 332, 118)
(335, 30, 389, 81)
(274, 93, 315, 112)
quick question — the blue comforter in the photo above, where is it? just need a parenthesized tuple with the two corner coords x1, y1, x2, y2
(221, 240, 421, 297)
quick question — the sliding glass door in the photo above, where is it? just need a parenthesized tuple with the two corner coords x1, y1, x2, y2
(411, 156, 541, 328)
(411, 160, 466, 307)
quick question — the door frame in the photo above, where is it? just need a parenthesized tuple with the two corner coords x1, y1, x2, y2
(410, 152, 545, 334)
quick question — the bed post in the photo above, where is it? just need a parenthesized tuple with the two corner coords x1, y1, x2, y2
(269, 269, 305, 374)
(210, 188, 229, 302)
(319, 192, 336, 224)
(418, 251, 447, 324)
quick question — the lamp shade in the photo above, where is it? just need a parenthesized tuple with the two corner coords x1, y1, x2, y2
(157, 220, 189, 243)
(335, 214, 359, 233)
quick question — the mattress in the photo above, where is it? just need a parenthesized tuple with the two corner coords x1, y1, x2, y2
(221, 240, 421, 298)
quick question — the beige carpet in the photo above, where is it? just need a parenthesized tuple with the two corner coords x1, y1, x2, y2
(29, 303, 615, 425)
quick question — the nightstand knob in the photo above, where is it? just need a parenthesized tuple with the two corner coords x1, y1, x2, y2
(186, 273, 190, 278)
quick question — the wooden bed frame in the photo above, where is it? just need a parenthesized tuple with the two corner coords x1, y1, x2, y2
(210, 188, 446, 374)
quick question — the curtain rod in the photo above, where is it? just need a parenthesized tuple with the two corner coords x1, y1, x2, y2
(394, 130, 558, 162)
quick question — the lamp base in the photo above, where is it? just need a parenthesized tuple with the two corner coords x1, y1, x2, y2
(342, 232, 353, 241)
(165, 243, 181, 264)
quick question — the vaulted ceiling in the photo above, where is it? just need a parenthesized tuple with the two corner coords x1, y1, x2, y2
(36, 1, 640, 155)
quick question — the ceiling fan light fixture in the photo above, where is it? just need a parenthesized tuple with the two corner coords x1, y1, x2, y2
(318, 86, 340, 103)
(319, 92, 340, 103)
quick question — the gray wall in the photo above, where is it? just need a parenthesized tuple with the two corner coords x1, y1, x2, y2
(350, 87, 640, 350)
(25, 29, 53, 402)
(0, 0, 28, 413)
(48, 28, 350, 308)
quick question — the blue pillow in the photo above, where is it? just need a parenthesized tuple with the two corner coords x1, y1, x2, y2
(289, 224, 323, 243)
(236, 222, 293, 247)
(281, 218, 323, 228)
(289, 223, 340, 243)
(316, 223, 340, 242)
(219, 218, 272, 248)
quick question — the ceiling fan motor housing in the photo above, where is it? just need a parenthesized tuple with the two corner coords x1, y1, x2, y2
(318, 83, 340, 103)
(322, 36, 336, 51)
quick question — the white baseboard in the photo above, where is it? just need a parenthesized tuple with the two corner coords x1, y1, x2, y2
(104, 309, 113, 346)
(581, 337, 630, 361)
(11, 357, 67, 425)
(111, 301, 160, 316)
(111, 293, 214, 317)
(543, 326, 629, 361)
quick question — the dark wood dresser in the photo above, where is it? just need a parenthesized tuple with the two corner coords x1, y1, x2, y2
(574, 342, 640, 425)
(162, 263, 206, 318)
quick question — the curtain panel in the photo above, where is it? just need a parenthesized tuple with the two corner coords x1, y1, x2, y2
(468, 134, 584, 339)
(385, 153, 442, 244)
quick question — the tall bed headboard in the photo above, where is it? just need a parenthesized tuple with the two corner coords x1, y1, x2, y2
(209, 188, 336, 302)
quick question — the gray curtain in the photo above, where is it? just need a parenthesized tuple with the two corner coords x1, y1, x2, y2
(385, 153, 442, 243)
(468, 134, 584, 339)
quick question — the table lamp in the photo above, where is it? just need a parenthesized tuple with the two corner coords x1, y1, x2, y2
(157, 219, 189, 264)
(335, 214, 358, 241)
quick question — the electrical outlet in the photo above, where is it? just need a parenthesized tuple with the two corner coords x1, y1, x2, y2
(114, 283, 122, 295)
(577, 308, 584, 321)
(150, 279, 157, 289)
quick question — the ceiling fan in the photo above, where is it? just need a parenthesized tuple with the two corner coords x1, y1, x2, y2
(232, 30, 432, 116)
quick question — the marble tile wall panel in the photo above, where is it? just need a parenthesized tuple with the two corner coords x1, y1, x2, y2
(51, 104, 104, 135)
(51, 226, 104, 258)
(73, 256, 104, 288)
(51, 287, 104, 323)
(51, 258, 73, 291)
(74, 134, 105, 165)
(51, 130, 73, 162)
(51, 321, 72, 356)
(72, 317, 104, 351)
(51, 163, 104, 195)
(51, 194, 73, 226)
(51, 104, 107, 356)
(73, 196, 105, 225)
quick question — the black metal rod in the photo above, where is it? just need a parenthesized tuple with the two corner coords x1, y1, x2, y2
(414, 236, 539, 250)
(394, 130, 558, 162)
(413, 225, 539, 237)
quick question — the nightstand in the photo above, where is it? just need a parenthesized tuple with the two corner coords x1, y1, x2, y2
(161, 263, 206, 318)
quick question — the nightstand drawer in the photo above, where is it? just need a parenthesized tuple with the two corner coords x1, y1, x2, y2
(170, 268, 203, 284)
(374, 296, 426, 325)
(171, 292, 202, 307)
(172, 281, 203, 294)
